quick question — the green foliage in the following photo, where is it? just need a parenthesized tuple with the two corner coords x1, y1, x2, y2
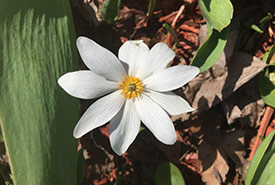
(259, 69, 275, 108)
(163, 23, 179, 46)
(147, 0, 157, 16)
(251, 13, 273, 34)
(192, 0, 233, 72)
(262, 45, 275, 63)
(77, 149, 85, 185)
(0, 0, 79, 184)
(251, 24, 263, 34)
(198, 0, 233, 31)
(155, 162, 186, 185)
(245, 130, 275, 184)
(101, 0, 121, 24)
(259, 45, 275, 108)
(191, 25, 230, 72)
(259, 13, 273, 26)
(0, 127, 3, 142)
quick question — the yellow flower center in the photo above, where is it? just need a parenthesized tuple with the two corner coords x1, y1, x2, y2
(120, 76, 143, 99)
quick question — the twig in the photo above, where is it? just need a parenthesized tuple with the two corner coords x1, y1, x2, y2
(171, 5, 185, 28)
(248, 106, 274, 161)
(179, 24, 200, 34)
(164, 5, 185, 47)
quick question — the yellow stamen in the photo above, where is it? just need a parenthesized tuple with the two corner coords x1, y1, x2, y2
(120, 75, 143, 99)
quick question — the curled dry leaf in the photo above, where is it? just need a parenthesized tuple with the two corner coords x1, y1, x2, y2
(173, 52, 266, 123)
(191, 52, 266, 111)
(220, 130, 248, 177)
(199, 142, 229, 185)
(221, 78, 265, 125)
(199, 128, 246, 185)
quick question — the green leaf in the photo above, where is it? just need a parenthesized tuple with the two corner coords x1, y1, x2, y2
(251, 24, 264, 34)
(270, 72, 275, 86)
(0, 0, 79, 185)
(259, 135, 265, 141)
(155, 162, 186, 185)
(198, 0, 233, 31)
(0, 127, 3, 143)
(259, 13, 273, 26)
(163, 23, 179, 46)
(0, 164, 13, 185)
(147, 0, 157, 16)
(101, 0, 121, 24)
(245, 130, 275, 185)
(191, 25, 230, 72)
(262, 44, 275, 63)
(77, 149, 85, 185)
(259, 45, 275, 108)
(259, 69, 275, 108)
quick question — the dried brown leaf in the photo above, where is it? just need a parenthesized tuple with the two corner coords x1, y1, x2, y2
(199, 142, 229, 185)
(192, 52, 266, 111)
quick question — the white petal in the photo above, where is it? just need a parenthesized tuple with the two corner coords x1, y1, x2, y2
(58, 71, 119, 99)
(118, 40, 149, 76)
(135, 95, 177, 145)
(145, 91, 194, 115)
(143, 65, 199, 92)
(76, 36, 126, 82)
(136, 42, 175, 80)
(73, 90, 125, 138)
(109, 99, 141, 155)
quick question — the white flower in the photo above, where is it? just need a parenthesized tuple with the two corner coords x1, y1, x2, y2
(58, 36, 199, 155)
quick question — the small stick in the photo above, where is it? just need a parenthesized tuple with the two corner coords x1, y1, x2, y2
(171, 5, 185, 28)
(164, 5, 185, 47)
(248, 106, 274, 161)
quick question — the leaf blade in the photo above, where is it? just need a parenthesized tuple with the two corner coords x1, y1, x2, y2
(259, 69, 275, 108)
(101, 0, 121, 24)
(198, 0, 233, 31)
(191, 25, 230, 72)
(245, 130, 275, 184)
(155, 161, 186, 185)
(0, 1, 79, 185)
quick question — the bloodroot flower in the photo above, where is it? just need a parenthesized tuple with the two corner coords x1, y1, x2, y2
(58, 36, 199, 155)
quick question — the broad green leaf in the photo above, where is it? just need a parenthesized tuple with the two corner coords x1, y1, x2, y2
(245, 130, 275, 185)
(77, 149, 85, 185)
(101, 0, 121, 24)
(259, 69, 275, 108)
(0, 0, 79, 185)
(155, 162, 186, 185)
(0, 127, 3, 142)
(198, 0, 233, 31)
(191, 25, 230, 72)
(259, 45, 275, 108)
(270, 72, 275, 85)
